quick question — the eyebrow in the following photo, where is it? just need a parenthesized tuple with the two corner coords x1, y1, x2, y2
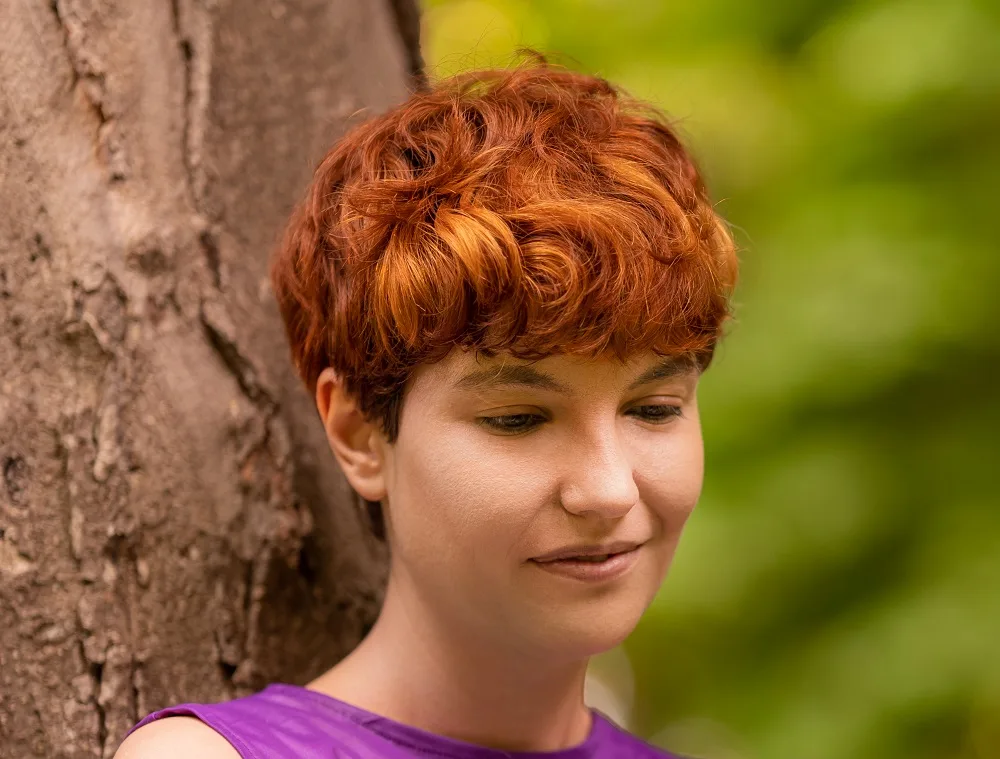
(452, 356, 694, 396)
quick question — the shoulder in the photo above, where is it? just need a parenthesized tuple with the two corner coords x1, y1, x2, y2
(114, 716, 241, 759)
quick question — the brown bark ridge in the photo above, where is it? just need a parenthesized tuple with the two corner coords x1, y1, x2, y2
(0, 1, 420, 756)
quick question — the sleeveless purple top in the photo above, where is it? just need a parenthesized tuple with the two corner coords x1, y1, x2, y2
(125, 682, 684, 758)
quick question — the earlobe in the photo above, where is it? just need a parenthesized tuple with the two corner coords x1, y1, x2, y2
(315, 368, 387, 503)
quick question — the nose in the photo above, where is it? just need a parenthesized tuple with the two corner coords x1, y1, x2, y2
(558, 432, 640, 520)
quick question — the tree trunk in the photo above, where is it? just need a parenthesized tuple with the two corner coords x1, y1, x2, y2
(0, 2, 420, 756)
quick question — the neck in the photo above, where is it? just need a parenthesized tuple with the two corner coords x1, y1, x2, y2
(308, 567, 594, 752)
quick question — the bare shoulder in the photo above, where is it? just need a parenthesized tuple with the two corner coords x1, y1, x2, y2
(114, 716, 241, 759)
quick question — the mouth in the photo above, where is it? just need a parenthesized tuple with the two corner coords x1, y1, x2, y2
(530, 540, 645, 564)
(552, 553, 617, 563)
(532, 550, 629, 564)
(528, 542, 645, 582)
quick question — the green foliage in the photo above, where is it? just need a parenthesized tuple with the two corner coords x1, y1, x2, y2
(422, 1, 1000, 757)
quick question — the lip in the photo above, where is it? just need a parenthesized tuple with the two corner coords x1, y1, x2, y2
(531, 540, 644, 563)
(528, 543, 643, 583)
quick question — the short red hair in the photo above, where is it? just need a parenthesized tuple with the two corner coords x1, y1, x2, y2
(271, 58, 737, 443)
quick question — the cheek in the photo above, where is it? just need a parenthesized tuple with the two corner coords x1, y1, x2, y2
(388, 425, 550, 562)
(636, 425, 705, 527)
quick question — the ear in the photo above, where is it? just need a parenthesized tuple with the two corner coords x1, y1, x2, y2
(315, 367, 388, 503)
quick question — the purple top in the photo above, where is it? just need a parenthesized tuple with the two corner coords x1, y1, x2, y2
(126, 682, 684, 758)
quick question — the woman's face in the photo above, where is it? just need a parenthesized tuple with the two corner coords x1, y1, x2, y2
(379, 349, 704, 661)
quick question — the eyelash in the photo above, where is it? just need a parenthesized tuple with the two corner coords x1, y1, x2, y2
(478, 405, 683, 434)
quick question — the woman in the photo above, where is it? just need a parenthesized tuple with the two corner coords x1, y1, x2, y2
(116, 57, 738, 758)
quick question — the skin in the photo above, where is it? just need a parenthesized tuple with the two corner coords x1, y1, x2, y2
(308, 348, 705, 751)
(116, 347, 704, 758)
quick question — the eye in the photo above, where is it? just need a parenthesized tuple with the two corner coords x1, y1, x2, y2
(478, 404, 682, 434)
(478, 413, 546, 434)
(628, 404, 683, 424)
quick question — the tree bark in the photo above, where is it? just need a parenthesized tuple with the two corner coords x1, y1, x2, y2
(0, 1, 419, 756)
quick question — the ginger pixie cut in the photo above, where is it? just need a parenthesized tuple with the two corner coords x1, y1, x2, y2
(271, 59, 738, 448)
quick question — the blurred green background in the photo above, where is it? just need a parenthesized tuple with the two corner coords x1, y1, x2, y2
(420, 1, 1000, 757)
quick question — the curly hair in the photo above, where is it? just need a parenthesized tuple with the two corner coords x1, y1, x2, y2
(271, 56, 738, 452)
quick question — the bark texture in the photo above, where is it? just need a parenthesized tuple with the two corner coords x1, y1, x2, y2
(0, 1, 419, 756)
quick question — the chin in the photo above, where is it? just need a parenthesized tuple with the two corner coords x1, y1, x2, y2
(532, 598, 649, 662)
(549, 621, 639, 662)
(505, 558, 665, 661)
